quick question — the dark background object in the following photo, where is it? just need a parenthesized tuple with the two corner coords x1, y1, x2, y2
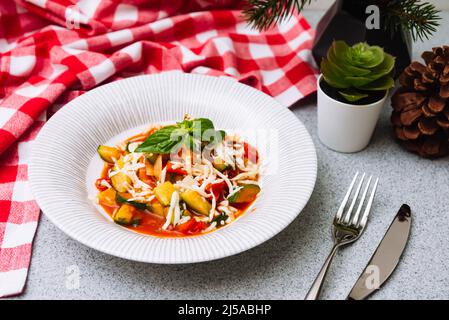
(312, 0, 412, 77)
(320, 79, 386, 105)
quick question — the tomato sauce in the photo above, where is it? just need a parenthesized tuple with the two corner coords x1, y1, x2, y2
(98, 164, 255, 238)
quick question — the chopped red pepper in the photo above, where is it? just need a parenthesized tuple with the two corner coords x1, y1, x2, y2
(95, 178, 111, 191)
(138, 168, 157, 188)
(226, 168, 239, 179)
(205, 181, 226, 200)
(243, 142, 259, 163)
(191, 221, 208, 233)
(166, 161, 188, 175)
(176, 218, 196, 233)
(176, 219, 208, 234)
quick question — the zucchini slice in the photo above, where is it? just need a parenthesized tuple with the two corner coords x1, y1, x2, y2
(113, 204, 136, 225)
(228, 184, 260, 204)
(97, 188, 118, 207)
(110, 172, 131, 192)
(149, 199, 167, 217)
(154, 181, 175, 206)
(145, 153, 158, 164)
(115, 192, 147, 210)
(97, 145, 121, 163)
(180, 190, 211, 216)
(212, 158, 229, 172)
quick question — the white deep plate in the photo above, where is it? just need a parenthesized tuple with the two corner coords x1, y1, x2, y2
(29, 72, 317, 264)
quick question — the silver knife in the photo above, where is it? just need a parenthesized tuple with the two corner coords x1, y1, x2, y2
(347, 204, 412, 300)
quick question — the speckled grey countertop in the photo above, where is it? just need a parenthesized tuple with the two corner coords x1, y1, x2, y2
(15, 11, 449, 300)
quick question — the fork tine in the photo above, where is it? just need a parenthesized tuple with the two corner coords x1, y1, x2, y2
(335, 172, 359, 221)
(357, 177, 379, 229)
(351, 175, 372, 226)
(342, 173, 366, 224)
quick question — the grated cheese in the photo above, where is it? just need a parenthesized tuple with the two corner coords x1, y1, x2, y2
(209, 192, 216, 221)
(213, 167, 235, 194)
(162, 191, 180, 230)
(231, 169, 258, 181)
(127, 142, 140, 153)
(226, 185, 243, 199)
(100, 179, 112, 189)
(203, 222, 217, 233)
(159, 167, 167, 184)
(236, 180, 259, 185)
(178, 215, 191, 225)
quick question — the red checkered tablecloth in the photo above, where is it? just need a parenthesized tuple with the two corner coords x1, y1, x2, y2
(0, 0, 317, 297)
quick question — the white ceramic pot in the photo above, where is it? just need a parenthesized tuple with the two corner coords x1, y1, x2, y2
(317, 75, 388, 153)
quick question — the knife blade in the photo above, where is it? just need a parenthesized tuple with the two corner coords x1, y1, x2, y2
(347, 204, 412, 300)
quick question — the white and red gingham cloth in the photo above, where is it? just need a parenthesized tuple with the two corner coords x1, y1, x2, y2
(0, 0, 317, 297)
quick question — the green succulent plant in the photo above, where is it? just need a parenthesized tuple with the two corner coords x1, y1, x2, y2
(320, 41, 396, 102)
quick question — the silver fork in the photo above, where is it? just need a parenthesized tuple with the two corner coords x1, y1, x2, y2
(305, 172, 379, 300)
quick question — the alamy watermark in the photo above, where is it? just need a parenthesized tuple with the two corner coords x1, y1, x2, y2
(364, 264, 380, 290)
(65, 264, 80, 290)
(365, 5, 381, 30)
(65, 5, 81, 30)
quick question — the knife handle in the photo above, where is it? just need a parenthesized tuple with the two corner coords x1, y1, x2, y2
(305, 244, 340, 300)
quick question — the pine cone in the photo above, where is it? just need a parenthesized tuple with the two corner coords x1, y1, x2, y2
(391, 46, 449, 157)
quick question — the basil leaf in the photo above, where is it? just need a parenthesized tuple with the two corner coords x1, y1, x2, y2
(193, 119, 227, 145)
(131, 218, 141, 227)
(177, 119, 193, 130)
(217, 130, 226, 141)
(212, 213, 228, 225)
(156, 139, 182, 153)
(186, 135, 196, 151)
(192, 118, 214, 137)
(135, 118, 226, 154)
(202, 128, 225, 144)
(135, 126, 183, 154)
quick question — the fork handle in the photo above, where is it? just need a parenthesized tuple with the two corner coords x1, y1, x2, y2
(305, 244, 340, 300)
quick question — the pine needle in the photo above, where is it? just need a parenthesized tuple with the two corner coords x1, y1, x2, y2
(242, 0, 312, 30)
(382, 0, 441, 42)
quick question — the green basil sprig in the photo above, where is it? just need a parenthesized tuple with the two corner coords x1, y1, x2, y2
(212, 213, 228, 225)
(135, 118, 226, 154)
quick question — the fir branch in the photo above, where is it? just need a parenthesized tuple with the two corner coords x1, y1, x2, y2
(242, 0, 313, 30)
(382, 0, 441, 42)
